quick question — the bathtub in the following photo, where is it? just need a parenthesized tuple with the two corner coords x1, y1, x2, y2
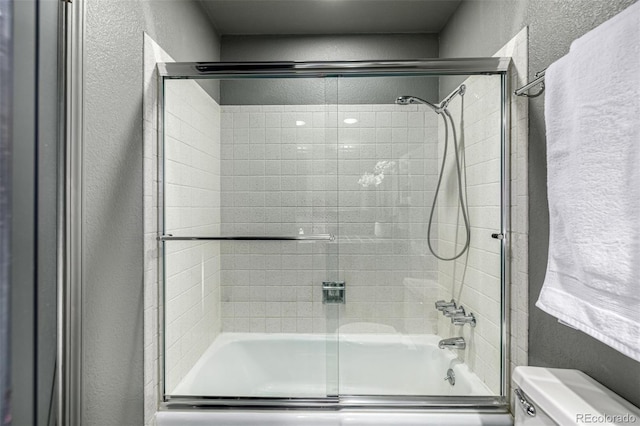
(157, 333, 512, 425)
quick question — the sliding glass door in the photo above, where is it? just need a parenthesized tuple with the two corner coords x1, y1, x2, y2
(161, 76, 341, 398)
(157, 63, 507, 403)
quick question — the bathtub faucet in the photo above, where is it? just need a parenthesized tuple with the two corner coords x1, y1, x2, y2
(438, 337, 466, 350)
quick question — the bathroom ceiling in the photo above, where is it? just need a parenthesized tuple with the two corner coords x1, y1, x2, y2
(200, 0, 463, 35)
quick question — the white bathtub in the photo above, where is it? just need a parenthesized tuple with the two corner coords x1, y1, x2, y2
(157, 333, 512, 426)
(171, 333, 491, 397)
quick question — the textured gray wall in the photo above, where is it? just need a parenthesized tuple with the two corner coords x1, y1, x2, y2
(0, 0, 10, 422)
(220, 34, 440, 104)
(440, 0, 640, 407)
(83, 2, 220, 425)
(11, 1, 59, 424)
(11, 1, 36, 424)
(222, 34, 439, 61)
(37, 1, 60, 424)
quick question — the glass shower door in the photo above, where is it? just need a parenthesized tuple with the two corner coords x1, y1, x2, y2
(160, 76, 342, 400)
(335, 74, 504, 397)
(159, 69, 505, 402)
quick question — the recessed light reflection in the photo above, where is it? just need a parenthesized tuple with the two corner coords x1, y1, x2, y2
(343, 118, 358, 124)
(296, 120, 306, 126)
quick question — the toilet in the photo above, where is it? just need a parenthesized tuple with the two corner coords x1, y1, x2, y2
(513, 366, 640, 425)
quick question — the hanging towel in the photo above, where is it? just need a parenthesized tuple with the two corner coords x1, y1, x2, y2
(537, 1, 640, 362)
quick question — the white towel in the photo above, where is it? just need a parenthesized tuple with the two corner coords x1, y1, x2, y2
(536, 1, 640, 362)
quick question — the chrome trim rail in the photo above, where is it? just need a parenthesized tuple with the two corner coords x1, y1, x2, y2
(59, 0, 85, 424)
(500, 70, 512, 398)
(162, 395, 510, 412)
(158, 234, 335, 242)
(158, 58, 511, 78)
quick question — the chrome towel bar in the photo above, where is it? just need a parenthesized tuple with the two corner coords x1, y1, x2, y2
(514, 69, 546, 98)
(158, 234, 335, 242)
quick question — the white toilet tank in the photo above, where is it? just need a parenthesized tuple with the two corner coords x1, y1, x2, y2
(513, 366, 640, 426)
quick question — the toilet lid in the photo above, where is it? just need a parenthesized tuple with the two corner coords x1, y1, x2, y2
(513, 367, 640, 426)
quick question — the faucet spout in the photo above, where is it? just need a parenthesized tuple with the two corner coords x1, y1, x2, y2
(438, 337, 466, 350)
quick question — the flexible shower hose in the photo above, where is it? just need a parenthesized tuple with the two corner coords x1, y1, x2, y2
(426, 108, 471, 261)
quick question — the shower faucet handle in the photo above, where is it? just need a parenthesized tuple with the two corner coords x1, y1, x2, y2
(435, 299, 456, 311)
(451, 312, 477, 327)
(444, 305, 466, 317)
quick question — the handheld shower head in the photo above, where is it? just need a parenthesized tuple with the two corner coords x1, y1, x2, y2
(395, 95, 415, 105)
(394, 86, 471, 261)
(395, 95, 441, 113)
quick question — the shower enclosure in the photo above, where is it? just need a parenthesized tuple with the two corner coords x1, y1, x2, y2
(156, 58, 510, 416)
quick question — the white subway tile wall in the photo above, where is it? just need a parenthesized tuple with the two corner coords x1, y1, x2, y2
(163, 79, 222, 393)
(436, 28, 529, 395)
(220, 104, 442, 334)
(436, 74, 503, 394)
